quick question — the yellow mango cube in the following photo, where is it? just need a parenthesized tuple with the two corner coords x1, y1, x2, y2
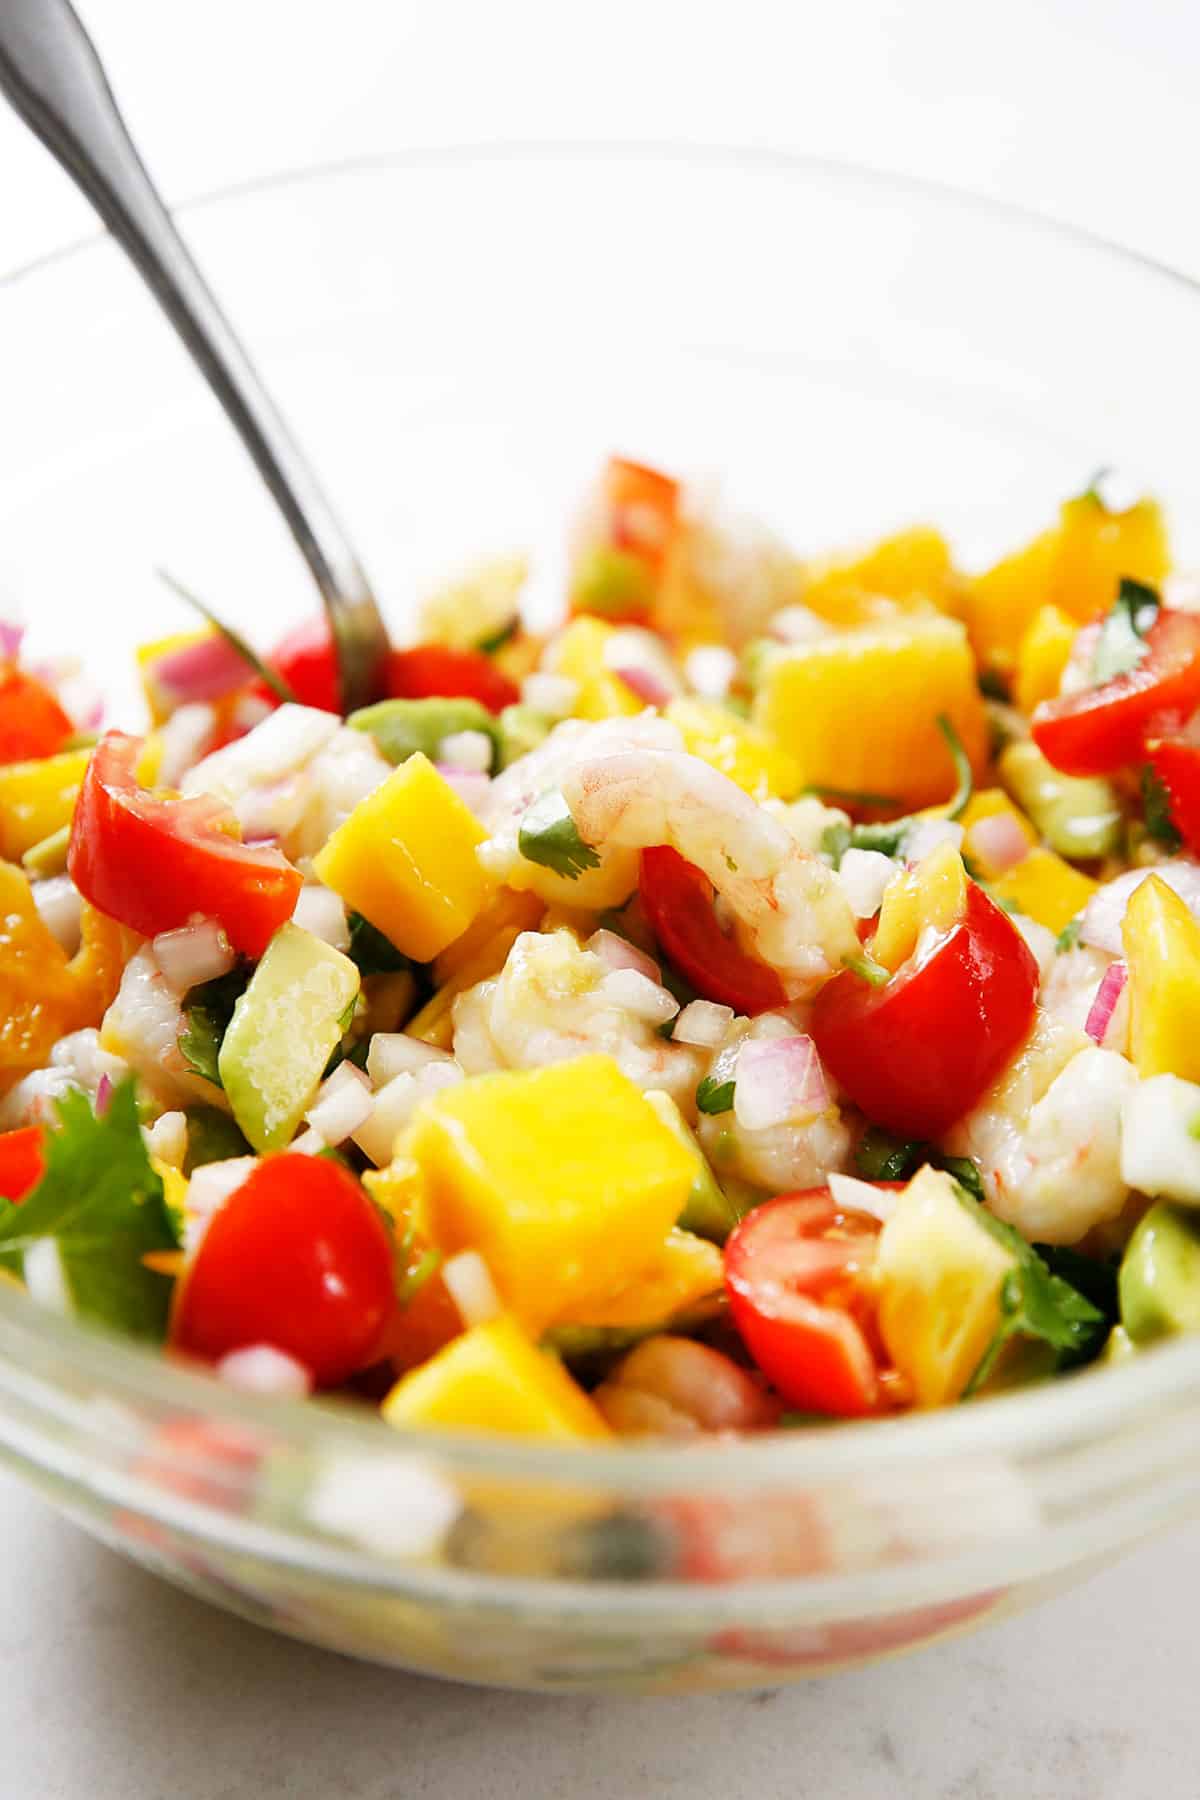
(1014, 604, 1077, 715)
(666, 697, 802, 800)
(960, 789, 1037, 881)
(408, 1055, 697, 1330)
(553, 1228, 723, 1330)
(873, 842, 968, 972)
(542, 617, 641, 720)
(383, 1316, 611, 1440)
(0, 748, 91, 862)
(313, 752, 493, 963)
(800, 527, 961, 627)
(753, 617, 986, 810)
(1122, 875, 1200, 1082)
(990, 848, 1097, 935)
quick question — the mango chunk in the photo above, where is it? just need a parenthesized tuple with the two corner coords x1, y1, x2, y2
(0, 861, 126, 1080)
(1122, 875, 1200, 1083)
(1014, 604, 1077, 715)
(800, 526, 961, 626)
(407, 1055, 697, 1330)
(552, 1228, 723, 1331)
(752, 617, 986, 811)
(542, 617, 641, 720)
(0, 748, 91, 862)
(989, 847, 1096, 935)
(382, 1315, 611, 1440)
(873, 841, 968, 973)
(313, 752, 492, 963)
(666, 697, 802, 800)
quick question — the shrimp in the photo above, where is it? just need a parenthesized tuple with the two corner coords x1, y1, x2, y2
(452, 928, 705, 1110)
(695, 1014, 852, 1192)
(592, 1337, 782, 1437)
(561, 749, 859, 996)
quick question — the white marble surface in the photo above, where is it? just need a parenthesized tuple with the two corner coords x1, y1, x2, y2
(3, 1, 1200, 1793)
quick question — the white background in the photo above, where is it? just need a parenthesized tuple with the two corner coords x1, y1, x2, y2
(2, 3, 1199, 1795)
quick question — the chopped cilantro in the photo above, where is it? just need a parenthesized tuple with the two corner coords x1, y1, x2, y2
(962, 1198, 1105, 1395)
(476, 617, 519, 654)
(0, 1083, 177, 1338)
(696, 1076, 736, 1115)
(939, 1155, 985, 1204)
(155, 568, 297, 705)
(820, 820, 853, 867)
(977, 668, 1010, 702)
(802, 784, 900, 809)
(842, 951, 890, 988)
(1089, 577, 1160, 686)
(518, 790, 602, 880)
(178, 965, 249, 1088)
(347, 911, 410, 978)
(854, 1129, 986, 1200)
(1140, 765, 1182, 851)
(1056, 918, 1082, 953)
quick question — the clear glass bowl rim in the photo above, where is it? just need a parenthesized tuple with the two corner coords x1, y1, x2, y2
(3, 138, 1200, 1500)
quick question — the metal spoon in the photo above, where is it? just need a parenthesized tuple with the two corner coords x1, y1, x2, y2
(0, 0, 391, 712)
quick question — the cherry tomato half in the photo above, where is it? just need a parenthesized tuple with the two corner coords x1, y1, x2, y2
(259, 616, 343, 714)
(383, 644, 519, 715)
(639, 845, 787, 1016)
(171, 1154, 396, 1388)
(724, 1189, 885, 1417)
(0, 667, 74, 765)
(811, 881, 1038, 1140)
(1146, 730, 1200, 854)
(1032, 608, 1200, 776)
(0, 1125, 45, 1202)
(67, 732, 302, 959)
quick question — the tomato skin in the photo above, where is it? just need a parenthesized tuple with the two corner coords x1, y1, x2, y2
(810, 882, 1039, 1140)
(1032, 609, 1200, 776)
(383, 644, 519, 714)
(171, 1155, 396, 1388)
(0, 1126, 45, 1201)
(1146, 733, 1200, 853)
(639, 846, 787, 1016)
(724, 1190, 884, 1418)
(67, 733, 302, 960)
(259, 617, 343, 714)
(0, 667, 74, 765)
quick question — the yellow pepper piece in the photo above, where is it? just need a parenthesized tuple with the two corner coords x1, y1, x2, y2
(382, 1315, 611, 1440)
(960, 789, 1037, 881)
(872, 841, 968, 973)
(542, 617, 641, 720)
(1014, 604, 1077, 715)
(0, 861, 126, 1081)
(800, 526, 961, 626)
(408, 1055, 697, 1331)
(0, 748, 91, 862)
(990, 848, 1097, 935)
(666, 697, 803, 800)
(313, 753, 493, 964)
(1122, 875, 1200, 1082)
(753, 617, 986, 811)
(553, 1228, 723, 1330)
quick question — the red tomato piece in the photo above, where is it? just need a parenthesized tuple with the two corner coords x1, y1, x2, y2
(259, 616, 343, 714)
(171, 1154, 396, 1388)
(724, 1190, 884, 1418)
(811, 882, 1039, 1139)
(383, 644, 519, 714)
(0, 667, 74, 765)
(606, 457, 680, 573)
(639, 845, 787, 1016)
(67, 732, 302, 959)
(1032, 609, 1200, 776)
(1146, 730, 1200, 854)
(0, 1125, 45, 1202)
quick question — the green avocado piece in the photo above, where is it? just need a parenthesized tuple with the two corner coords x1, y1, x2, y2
(497, 703, 553, 768)
(348, 697, 501, 771)
(642, 1090, 752, 1244)
(999, 740, 1123, 861)
(1119, 1201, 1200, 1345)
(217, 922, 360, 1153)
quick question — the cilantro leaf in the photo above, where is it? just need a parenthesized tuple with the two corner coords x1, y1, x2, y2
(518, 790, 601, 880)
(1141, 765, 1182, 851)
(696, 1076, 736, 1115)
(962, 1196, 1105, 1395)
(0, 1082, 177, 1339)
(1089, 577, 1160, 686)
(938, 1154, 985, 1204)
(854, 1128, 986, 1200)
(178, 965, 249, 1088)
(347, 911, 411, 978)
(1056, 918, 1082, 953)
(155, 568, 297, 705)
(842, 951, 890, 988)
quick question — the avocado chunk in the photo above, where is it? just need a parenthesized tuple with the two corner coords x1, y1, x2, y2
(348, 697, 501, 772)
(1119, 1200, 1200, 1344)
(642, 1089, 751, 1243)
(999, 740, 1122, 861)
(217, 922, 360, 1152)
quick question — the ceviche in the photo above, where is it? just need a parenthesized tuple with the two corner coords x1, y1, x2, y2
(1, 457, 1198, 1442)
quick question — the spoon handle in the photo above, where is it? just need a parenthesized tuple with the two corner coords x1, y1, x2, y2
(0, 0, 389, 709)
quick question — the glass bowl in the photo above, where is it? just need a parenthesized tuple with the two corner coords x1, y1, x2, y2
(2, 146, 1200, 1692)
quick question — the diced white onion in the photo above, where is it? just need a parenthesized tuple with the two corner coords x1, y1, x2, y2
(55, 673, 104, 733)
(188, 1157, 257, 1216)
(157, 702, 218, 786)
(838, 848, 897, 920)
(305, 1062, 374, 1145)
(733, 1035, 828, 1132)
(438, 729, 493, 773)
(435, 768, 492, 815)
(143, 1109, 188, 1168)
(828, 1171, 900, 1223)
(1011, 911, 1057, 983)
(441, 1250, 502, 1328)
(903, 818, 965, 863)
(354, 1061, 464, 1168)
(152, 918, 235, 993)
(23, 1239, 70, 1313)
(599, 967, 680, 1025)
(521, 672, 579, 718)
(33, 876, 82, 955)
(769, 604, 830, 644)
(366, 1033, 455, 1088)
(672, 999, 735, 1048)
(292, 884, 350, 951)
(969, 811, 1031, 876)
(217, 1345, 313, 1398)
(1081, 860, 1200, 954)
(683, 645, 737, 699)
(585, 927, 661, 984)
(288, 1127, 326, 1156)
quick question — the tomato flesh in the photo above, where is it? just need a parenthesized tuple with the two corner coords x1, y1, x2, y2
(1032, 609, 1200, 775)
(0, 667, 74, 765)
(67, 732, 302, 959)
(811, 881, 1038, 1139)
(639, 845, 786, 1016)
(1146, 732, 1200, 854)
(171, 1154, 396, 1387)
(383, 644, 519, 714)
(0, 1125, 45, 1202)
(724, 1190, 883, 1417)
(259, 616, 343, 714)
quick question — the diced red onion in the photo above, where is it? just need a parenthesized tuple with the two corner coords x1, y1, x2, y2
(1085, 960, 1127, 1045)
(94, 1073, 113, 1117)
(612, 664, 673, 707)
(305, 1062, 374, 1145)
(968, 811, 1031, 876)
(1081, 861, 1200, 954)
(152, 918, 236, 993)
(292, 884, 350, 951)
(0, 618, 24, 660)
(672, 998, 735, 1048)
(441, 1250, 502, 1328)
(733, 1035, 828, 1132)
(600, 967, 679, 1024)
(904, 818, 965, 865)
(585, 927, 661, 984)
(435, 768, 492, 814)
(366, 1033, 455, 1088)
(32, 875, 82, 955)
(217, 1345, 313, 1398)
(55, 673, 104, 732)
(153, 633, 256, 705)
